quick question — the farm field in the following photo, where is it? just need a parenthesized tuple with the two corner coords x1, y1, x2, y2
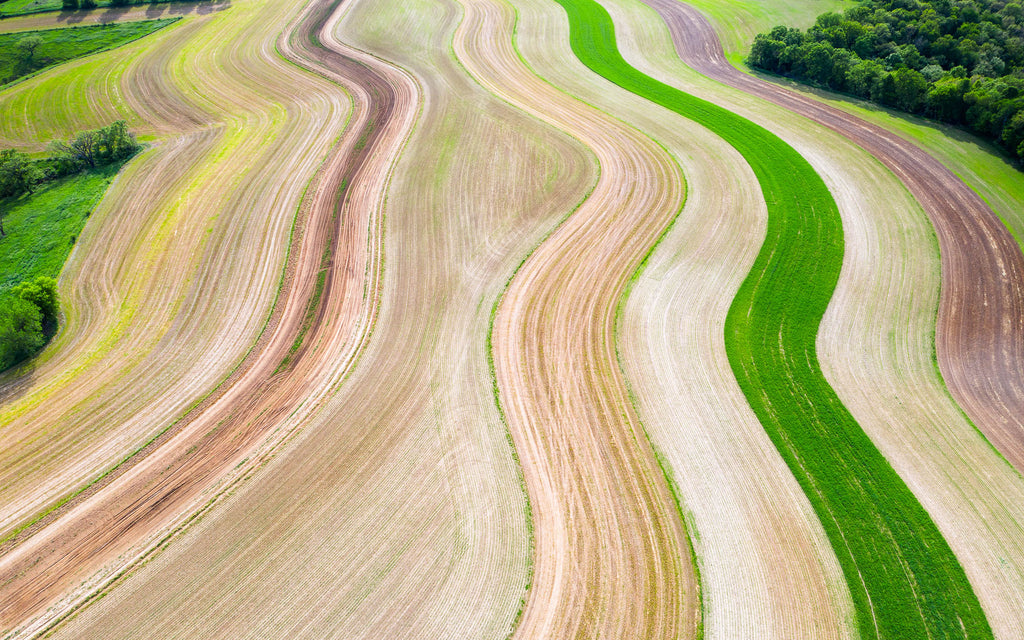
(0, 18, 176, 85)
(2, 0, 1024, 637)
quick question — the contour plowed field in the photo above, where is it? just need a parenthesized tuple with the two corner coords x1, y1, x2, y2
(35, 0, 599, 635)
(648, 0, 1024, 475)
(3, 0, 1024, 636)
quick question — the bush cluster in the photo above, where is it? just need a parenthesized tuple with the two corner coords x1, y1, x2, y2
(0, 276, 58, 371)
(749, 0, 1024, 162)
(0, 121, 140, 202)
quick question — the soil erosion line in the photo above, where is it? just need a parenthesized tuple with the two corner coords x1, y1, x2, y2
(557, 0, 991, 637)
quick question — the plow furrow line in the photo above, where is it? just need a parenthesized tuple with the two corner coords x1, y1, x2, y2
(453, 0, 701, 638)
(553, 0, 992, 637)
(627, 1, 1024, 634)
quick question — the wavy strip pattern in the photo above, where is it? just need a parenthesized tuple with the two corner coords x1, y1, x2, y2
(550, 0, 991, 637)
(650, 0, 1024, 475)
(29, 0, 595, 635)
(0, 3, 342, 545)
(454, 0, 702, 637)
(542, 2, 858, 636)
(0, 0, 414, 631)
(629, 2, 1024, 633)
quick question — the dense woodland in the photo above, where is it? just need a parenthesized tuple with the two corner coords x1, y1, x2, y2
(749, 0, 1024, 163)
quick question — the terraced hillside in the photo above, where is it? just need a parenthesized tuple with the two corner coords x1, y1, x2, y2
(1, 0, 1023, 637)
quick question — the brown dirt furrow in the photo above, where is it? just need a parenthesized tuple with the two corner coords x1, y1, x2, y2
(43, 0, 594, 635)
(453, 0, 699, 637)
(0, 2, 341, 542)
(646, 0, 1024, 471)
(0, 0, 418, 634)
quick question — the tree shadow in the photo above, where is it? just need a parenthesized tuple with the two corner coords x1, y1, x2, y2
(44, 0, 230, 25)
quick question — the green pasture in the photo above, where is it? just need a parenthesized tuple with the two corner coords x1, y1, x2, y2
(0, 0, 196, 17)
(0, 19, 176, 86)
(0, 0, 59, 16)
(0, 162, 122, 306)
(555, 0, 991, 636)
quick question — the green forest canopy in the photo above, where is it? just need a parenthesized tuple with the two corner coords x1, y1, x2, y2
(749, 0, 1024, 163)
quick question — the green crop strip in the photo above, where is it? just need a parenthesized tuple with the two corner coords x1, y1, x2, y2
(549, 0, 991, 637)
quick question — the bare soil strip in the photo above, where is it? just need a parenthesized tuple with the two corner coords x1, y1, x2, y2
(0, 4, 343, 546)
(0, 0, 418, 631)
(648, 0, 1024, 473)
(452, 1, 702, 637)
(44, 0, 594, 635)
(509, 0, 858, 634)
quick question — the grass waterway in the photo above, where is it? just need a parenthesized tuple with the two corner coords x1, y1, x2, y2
(550, 0, 992, 636)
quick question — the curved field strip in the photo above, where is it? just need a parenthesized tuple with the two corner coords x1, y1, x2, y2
(622, 2, 1024, 634)
(607, 2, 1024, 635)
(649, 1, 1024, 477)
(0, 0, 363, 632)
(454, 1, 703, 637)
(554, 0, 991, 637)
(508, 0, 855, 636)
(40, 0, 597, 635)
(0, 0, 348, 552)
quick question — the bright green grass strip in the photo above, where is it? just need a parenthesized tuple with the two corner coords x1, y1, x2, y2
(0, 162, 125, 305)
(0, 0, 196, 18)
(551, 0, 991, 637)
(0, 18, 176, 85)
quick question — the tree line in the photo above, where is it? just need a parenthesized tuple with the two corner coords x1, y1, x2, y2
(0, 276, 58, 371)
(0, 120, 140, 235)
(748, 0, 1024, 163)
(1, 121, 139, 370)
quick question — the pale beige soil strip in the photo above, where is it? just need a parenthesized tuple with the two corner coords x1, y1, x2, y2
(649, 0, 1024, 474)
(0, 0, 364, 631)
(452, 0, 701, 637)
(40, 0, 595, 635)
(0, 0, 346, 550)
(505, 0, 856, 636)
(611, 0, 1024, 635)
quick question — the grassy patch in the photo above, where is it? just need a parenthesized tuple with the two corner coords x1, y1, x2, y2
(684, 0, 849, 63)
(0, 18, 176, 85)
(553, 0, 991, 637)
(0, 0, 198, 18)
(0, 161, 124, 304)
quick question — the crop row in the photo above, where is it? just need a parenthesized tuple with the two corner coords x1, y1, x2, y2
(553, 0, 991, 637)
